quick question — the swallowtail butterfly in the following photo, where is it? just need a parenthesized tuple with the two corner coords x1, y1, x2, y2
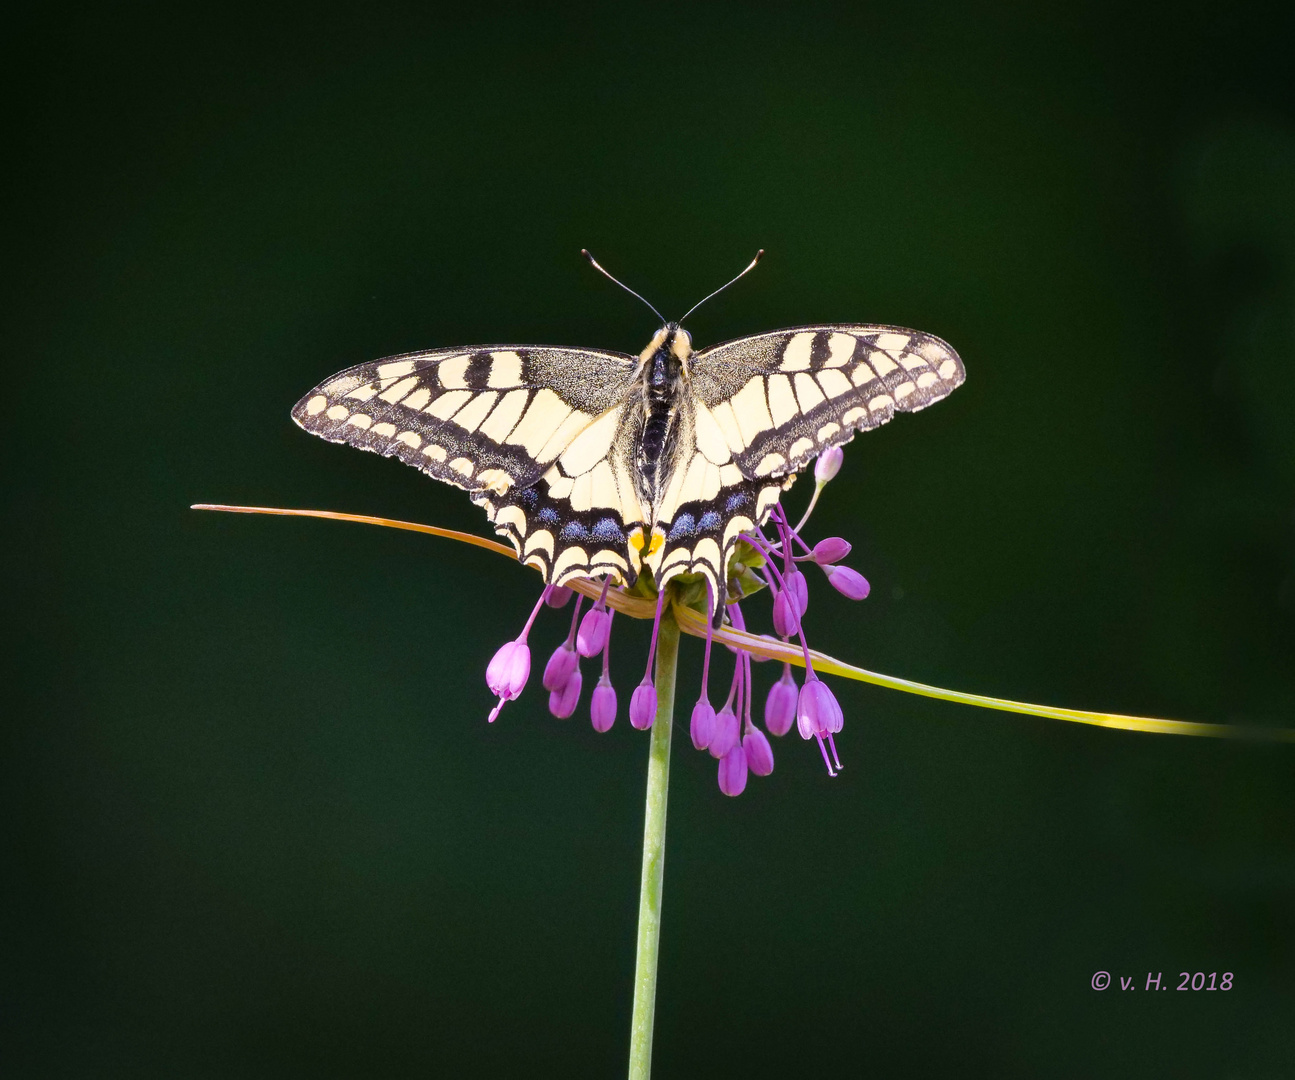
(293, 253, 965, 603)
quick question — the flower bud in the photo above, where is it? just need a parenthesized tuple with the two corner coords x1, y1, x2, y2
(718, 743, 749, 796)
(690, 698, 716, 750)
(629, 678, 657, 730)
(708, 703, 740, 759)
(764, 665, 798, 736)
(544, 585, 574, 608)
(810, 537, 851, 565)
(785, 568, 809, 616)
(743, 727, 775, 776)
(576, 607, 611, 657)
(814, 446, 843, 483)
(772, 589, 800, 638)
(590, 674, 617, 732)
(796, 677, 843, 739)
(823, 564, 871, 601)
(486, 639, 530, 701)
(548, 668, 582, 719)
(542, 641, 579, 692)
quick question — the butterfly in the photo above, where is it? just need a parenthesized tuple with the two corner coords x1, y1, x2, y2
(292, 252, 965, 604)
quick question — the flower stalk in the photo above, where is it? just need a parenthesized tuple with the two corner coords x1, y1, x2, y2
(628, 610, 679, 1080)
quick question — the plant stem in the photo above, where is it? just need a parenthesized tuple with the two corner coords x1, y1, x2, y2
(628, 610, 679, 1080)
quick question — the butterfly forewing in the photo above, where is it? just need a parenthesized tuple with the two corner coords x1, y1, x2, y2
(293, 344, 655, 581)
(689, 325, 965, 481)
(293, 344, 636, 493)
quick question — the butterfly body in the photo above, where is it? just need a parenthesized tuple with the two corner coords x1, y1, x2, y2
(294, 316, 964, 603)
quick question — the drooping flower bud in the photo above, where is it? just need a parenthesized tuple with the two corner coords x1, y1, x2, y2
(823, 564, 871, 601)
(544, 585, 574, 608)
(708, 703, 740, 759)
(772, 589, 801, 638)
(542, 641, 579, 692)
(814, 446, 843, 483)
(743, 727, 775, 776)
(590, 673, 617, 732)
(548, 668, 582, 719)
(764, 665, 798, 736)
(629, 677, 657, 730)
(796, 677, 843, 739)
(486, 640, 530, 702)
(810, 537, 851, 565)
(576, 606, 611, 657)
(718, 743, 749, 796)
(784, 568, 809, 616)
(690, 698, 716, 750)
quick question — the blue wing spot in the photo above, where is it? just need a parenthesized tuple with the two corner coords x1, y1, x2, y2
(560, 521, 589, 542)
(592, 518, 625, 543)
(537, 507, 560, 525)
(668, 513, 696, 540)
(698, 511, 721, 532)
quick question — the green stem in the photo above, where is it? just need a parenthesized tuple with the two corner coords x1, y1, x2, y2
(628, 611, 679, 1080)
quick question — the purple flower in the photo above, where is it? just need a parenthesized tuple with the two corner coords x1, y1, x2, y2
(628, 589, 666, 731)
(808, 537, 851, 565)
(718, 743, 749, 796)
(743, 727, 775, 776)
(548, 668, 582, 719)
(690, 698, 716, 750)
(796, 677, 843, 739)
(823, 564, 870, 600)
(764, 665, 798, 736)
(708, 703, 740, 759)
(772, 588, 801, 638)
(545, 585, 574, 608)
(784, 568, 809, 616)
(815, 446, 843, 483)
(486, 639, 531, 702)
(577, 606, 611, 657)
(591, 673, 617, 732)
(542, 642, 579, 692)
(630, 678, 657, 730)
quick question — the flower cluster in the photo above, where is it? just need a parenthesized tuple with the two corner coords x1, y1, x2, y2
(484, 447, 871, 795)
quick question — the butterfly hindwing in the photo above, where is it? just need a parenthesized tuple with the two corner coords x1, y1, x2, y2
(688, 325, 965, 480)
(292, 345, 636, 497)
(647, 468, 790, 605)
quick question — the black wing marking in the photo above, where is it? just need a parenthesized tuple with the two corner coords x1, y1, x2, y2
(687, 325, 965, 480)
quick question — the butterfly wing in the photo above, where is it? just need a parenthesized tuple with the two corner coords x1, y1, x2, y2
(642, 325, 965, 601)
(293, 345, 648, 581)
(688, 325, 965, 480)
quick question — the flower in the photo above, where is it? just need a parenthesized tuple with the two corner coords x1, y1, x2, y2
(815, 445, 844, 483)
(476, 447, 871, 791)
(764, 665, 798, 736)
(548, 668, 583, 719)
(591, 672, 617, 732)
(718, 743, 748, 796)
(689, 698, 717, 750)
(743, 727, 774, 776)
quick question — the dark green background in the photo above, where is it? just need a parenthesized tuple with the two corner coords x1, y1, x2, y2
(9, 2, 1295, 1076)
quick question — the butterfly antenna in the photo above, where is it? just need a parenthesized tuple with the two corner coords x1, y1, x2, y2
(581, 249, 666, 324)
(678, 249, 764, 325)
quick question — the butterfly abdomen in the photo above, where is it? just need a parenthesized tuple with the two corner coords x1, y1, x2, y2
(636, 342, 685, 495)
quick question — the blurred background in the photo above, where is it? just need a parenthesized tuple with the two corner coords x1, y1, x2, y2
(7, 2, 1295, 1076)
